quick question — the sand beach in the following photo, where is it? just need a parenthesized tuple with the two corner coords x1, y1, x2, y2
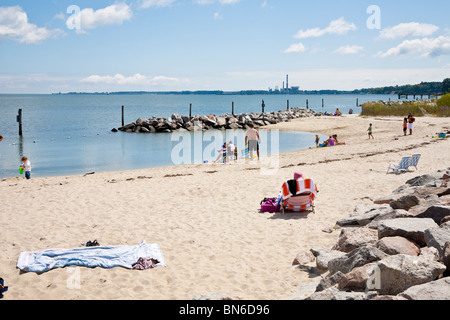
(1, 114, 449, 300)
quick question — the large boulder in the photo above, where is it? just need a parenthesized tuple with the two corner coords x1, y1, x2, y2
(424, 224, 450, 258)
(315, 271, 344, 292)
(374, 236, 420, 256)
(405, 174, 439, 187)
(332, 227, 378, 253)
(328, 245, 388, 275)
(305, 287, 376, 300)
(389, 194, 421, 211)
(337, 262, 378, 292)
(415, 205, 450, 224)
(443, 241, 450, 276)
(336, 206, 393, 227)
(398, 277, 450, 300)
(378, 218, 438, 246)
(376, 254, 446, 295)
(366, 209, 412, 229)
(292, 250, 315, 266)
(310, 247, 346, 271)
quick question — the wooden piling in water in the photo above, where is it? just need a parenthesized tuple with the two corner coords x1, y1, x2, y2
(122, 106, 125, 127)
(189, 104, 192, 121)
(262, 100, 265, 120)
(17, 109, 23, 136)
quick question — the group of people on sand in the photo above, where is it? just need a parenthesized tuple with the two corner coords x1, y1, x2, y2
(316, 108, 343, 117)
(215, 124, 261, 163)
(315, 134, 340, 148)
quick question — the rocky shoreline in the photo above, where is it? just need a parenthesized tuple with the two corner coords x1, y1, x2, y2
(290, 168, 450, 300)
(112, 107, 317, 133)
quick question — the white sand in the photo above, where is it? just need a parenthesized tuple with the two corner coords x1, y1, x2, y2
(1, 114, 449, 300)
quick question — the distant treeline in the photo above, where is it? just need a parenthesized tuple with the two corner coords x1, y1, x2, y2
(63, 81, 446, 96)
(353, 81, 443, 95)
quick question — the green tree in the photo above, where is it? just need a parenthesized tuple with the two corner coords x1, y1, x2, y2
(443, 78, 450, 94)
(437, 93, 450, 106)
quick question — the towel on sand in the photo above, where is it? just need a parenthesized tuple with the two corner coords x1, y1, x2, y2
(17, 241, 166, 273)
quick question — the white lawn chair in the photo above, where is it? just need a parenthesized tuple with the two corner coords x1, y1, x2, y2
(387, 156, 411, 174)
(409, 154, 421, 170)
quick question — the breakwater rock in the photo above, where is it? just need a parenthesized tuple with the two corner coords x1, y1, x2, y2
(290, 168, 450, 300)
(112, 107, 317, 133)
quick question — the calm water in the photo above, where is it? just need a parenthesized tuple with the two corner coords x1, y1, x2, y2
(0, 93, 399, 178)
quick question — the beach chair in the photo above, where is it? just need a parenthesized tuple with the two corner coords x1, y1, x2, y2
(280, 178, 318, 215)
(409, 154, 421, 170)
(387, 156, 411, 174)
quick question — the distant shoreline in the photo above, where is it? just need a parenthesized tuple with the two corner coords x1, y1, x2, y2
(55, 91, 399, 96)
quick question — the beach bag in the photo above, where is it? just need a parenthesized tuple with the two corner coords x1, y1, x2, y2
(260, 197, 280, 213)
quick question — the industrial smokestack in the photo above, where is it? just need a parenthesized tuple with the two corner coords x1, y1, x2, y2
(286, 74, 289, 90)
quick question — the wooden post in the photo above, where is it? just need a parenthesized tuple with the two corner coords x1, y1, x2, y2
(287, 100, 289, 111)
(121, 105, 125, 127)
(232, 102, 234, 116)
(189, 104, 192, 121)
(17, 109, 23, 136)
(356, 98, 359, 107)
(306, 99, 309, 109)
(262, 100, 265, 120)
(322, 99, 324, 108)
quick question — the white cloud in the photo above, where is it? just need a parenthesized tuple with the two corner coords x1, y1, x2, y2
(0, 6, 64, 44)
(334, 45, 364, 55)
(284, 42, 306, 53)
(81, 74, 182, 86)
(214, 12, 223, 20)
(139, 0, 176, 9)
(378, 36, 450, 58)
(379, 22, 439, 40)
(74, 3, 133, 32)
(294, 17, 357, 39)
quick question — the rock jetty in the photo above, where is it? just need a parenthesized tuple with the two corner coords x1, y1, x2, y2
(112, 107, 317, 133)
(291, 168, 450, 300)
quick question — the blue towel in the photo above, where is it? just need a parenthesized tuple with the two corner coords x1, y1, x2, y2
(17, 241, 166, 273)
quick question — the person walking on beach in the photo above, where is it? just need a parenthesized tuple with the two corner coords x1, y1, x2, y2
(20, 156, 31, 179)
(245, 124, 261, 160)
(407, 113, 415, 135)
(368, 124, 374, 139)
(315, 135, 320, 148)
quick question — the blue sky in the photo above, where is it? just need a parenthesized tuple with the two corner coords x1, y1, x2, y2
(0, 0, 449, 93)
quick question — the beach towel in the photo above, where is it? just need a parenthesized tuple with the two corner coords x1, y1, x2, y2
(16, 241, 166, 273)
(281, 178, 318, 200)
